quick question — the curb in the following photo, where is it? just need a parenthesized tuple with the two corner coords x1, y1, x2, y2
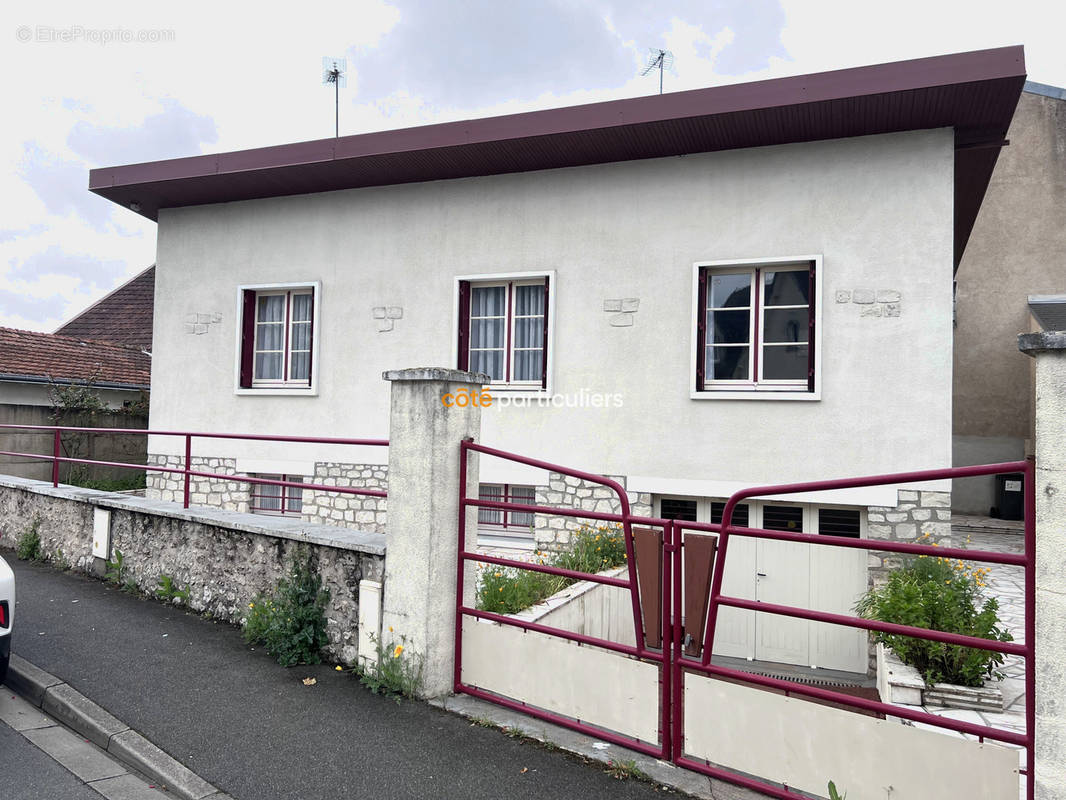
(7, 654, 232, 800)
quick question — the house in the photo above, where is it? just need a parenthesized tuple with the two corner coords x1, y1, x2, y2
(952, 81, 1066, 514)
(0, 327, 150, 481)
(88, 47, 1025, 674)
(56, 264, 156, 352)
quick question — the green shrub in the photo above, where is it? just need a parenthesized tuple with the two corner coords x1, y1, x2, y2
(356, 630, 423, 701)
(476, 524, 628, 615)
(243, 549, 331, 667)
(70, 473, 147, 492)
(856, 549, 1011, 687)
(16, 518, 43, 561)
(155, 574, 190, 604)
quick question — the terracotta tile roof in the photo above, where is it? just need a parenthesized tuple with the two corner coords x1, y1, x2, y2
(55, 265, 155, 350)
(0, 327, 151, 388)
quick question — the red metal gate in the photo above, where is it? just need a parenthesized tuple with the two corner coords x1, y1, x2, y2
(455, 440, 1034, 800)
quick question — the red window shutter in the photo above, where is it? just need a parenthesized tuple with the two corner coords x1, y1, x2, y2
(695, 268, 708, 390)
(240, 289, 257, 388)
(457, 280, 471, 371)
(807, 263, 816, 393)
(541, 276, 550, 390)
(305, 292, 314, 387)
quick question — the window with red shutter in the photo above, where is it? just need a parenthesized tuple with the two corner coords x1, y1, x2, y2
(237, 283, 318, 391)
(457, 274, 551, 390)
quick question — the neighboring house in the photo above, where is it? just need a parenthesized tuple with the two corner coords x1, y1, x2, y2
(952, 81, 1066, 514)
(56, 264, 156, 352)
(0, 327, 151, 481)
(88, 47, 1025, 675)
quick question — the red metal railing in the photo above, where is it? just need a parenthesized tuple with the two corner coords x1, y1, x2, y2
(0, 424, 388, 509)
(455, 438, 680, 758)
(454, 444, 1035, 800)
(669, 458, 1035, 800)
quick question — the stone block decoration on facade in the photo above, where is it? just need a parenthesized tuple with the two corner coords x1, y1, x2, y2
(534, 474, 652, 550)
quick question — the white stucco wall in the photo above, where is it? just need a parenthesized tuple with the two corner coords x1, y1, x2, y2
(149, 128, 954, 493)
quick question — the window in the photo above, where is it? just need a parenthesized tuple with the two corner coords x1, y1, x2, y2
(250, 474, 304, 516)
(457, 275, 551, 390)
(478, 484, 535, 531)
(709, 501, 750, 528)
(817, 507, 861, 538)
(693, 259, 818, 397)
(660, 498, 698, 522)
(237, 283, 319, 392)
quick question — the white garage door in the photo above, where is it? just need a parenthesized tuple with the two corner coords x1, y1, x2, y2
(661, 497, 869, 674)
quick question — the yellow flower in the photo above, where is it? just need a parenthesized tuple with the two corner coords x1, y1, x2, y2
(393, 645, 404, 658)
(388, 626, 394, 633)
(499, 587, 503, 592)
(335, 665, 343, 671)
(249, 602, 255, 608)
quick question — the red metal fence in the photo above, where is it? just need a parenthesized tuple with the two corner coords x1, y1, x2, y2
(0, 424, 388, 509)
(455, 441, 1034, 800)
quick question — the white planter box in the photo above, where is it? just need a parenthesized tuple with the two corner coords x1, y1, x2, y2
(876, 643, 1003, 711)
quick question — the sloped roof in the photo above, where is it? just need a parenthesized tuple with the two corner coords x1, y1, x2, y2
(89, 47, 1026, 268)
(0, 327, 151, 389)
(55, 265, 155, 350)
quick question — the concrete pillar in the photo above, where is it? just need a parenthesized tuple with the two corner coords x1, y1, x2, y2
(1018, 331, 1066, 800)
(380, 368, 486, 697)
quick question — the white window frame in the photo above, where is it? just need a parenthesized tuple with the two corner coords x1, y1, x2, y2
(476, 482, 538, 550)
(249, 473, 305, 517)
(234, 281, 321, 396)
(690, 256, 822, 401)
(453, 270, 556, 397)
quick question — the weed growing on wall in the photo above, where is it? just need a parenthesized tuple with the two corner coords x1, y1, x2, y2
(476, 524, 628, 615)
(355, 629, 423, 701)
(243, 548, 331, 667)
(857, 535, 1012, 687)
(155, 574, 190, 604)
(105, 549, 126, 584)
(16, 517, 43, 562)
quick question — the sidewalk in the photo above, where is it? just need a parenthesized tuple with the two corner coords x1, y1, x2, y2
(5, 558, 676, 800)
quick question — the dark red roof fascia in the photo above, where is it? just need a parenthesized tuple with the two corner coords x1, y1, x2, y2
(89, 46, 1026, 267)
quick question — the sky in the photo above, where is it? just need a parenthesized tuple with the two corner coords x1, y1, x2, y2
(1, 0, 1063, 334)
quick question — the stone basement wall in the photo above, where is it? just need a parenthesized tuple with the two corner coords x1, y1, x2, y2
(302, 462, 387, 533)
(865, 489, 952, 585)
(147, 455, 388, 533)
(0, 474, 385, 663)
(147, 454, 247, 510)
(533, 473, 653, 551)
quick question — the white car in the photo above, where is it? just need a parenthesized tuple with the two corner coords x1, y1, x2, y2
(0, 554, 12, 684)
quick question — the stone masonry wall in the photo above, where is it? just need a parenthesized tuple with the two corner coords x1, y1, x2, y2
(865, 489, 952, 584)
(147, 454, 247, 509)
(302, 462, 388, 533)
(0, 475, 384, 663)
(533, 472, 653, 551)
(147, 455, 388, 532)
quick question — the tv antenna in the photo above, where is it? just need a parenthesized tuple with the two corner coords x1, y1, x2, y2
(322, 56, 347, 137)
(641, 48, 674, 95)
